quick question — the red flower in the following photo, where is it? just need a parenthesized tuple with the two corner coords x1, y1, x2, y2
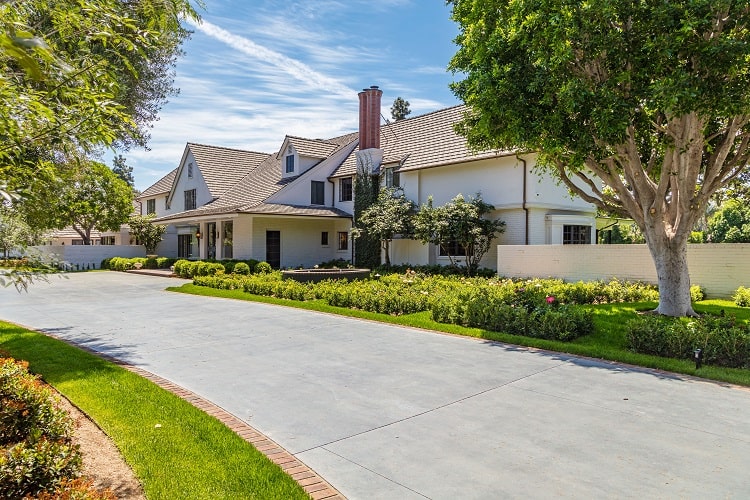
(546, 296, 555, 304)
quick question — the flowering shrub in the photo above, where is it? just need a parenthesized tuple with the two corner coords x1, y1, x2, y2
(0, 357, 83, 498)
(733, 286, 750, 307)
(627, 314, 750, 368)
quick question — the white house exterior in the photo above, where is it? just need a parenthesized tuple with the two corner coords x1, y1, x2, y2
(137, 86, 597, 269)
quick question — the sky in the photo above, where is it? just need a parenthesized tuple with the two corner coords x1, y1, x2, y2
(121, 0, 463, 192)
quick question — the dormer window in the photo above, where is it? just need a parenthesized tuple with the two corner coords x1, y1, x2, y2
(188, 162, 194, 178)
(285, 154, 295, 173)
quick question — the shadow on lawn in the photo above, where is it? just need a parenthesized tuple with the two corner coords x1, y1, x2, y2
(0, 323, 144, 385)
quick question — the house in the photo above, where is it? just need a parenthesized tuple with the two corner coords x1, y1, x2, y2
(139, 86, 596, 269)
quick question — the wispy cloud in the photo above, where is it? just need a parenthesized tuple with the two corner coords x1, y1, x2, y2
(186, 19, 357, 100)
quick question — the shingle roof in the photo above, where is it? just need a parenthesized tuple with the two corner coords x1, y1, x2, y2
(331, 105, 512, 177)
(281, 136, 340, 159)
(139, 168, 176, 198)
(187, 143, 270, 198)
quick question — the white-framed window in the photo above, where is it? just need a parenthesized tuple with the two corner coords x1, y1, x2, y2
(563, 225, 592, 244)
(438, 240, 466, 257)
(321, 231, 329, 246)
(146, 199, 156, 215)
(101, 236, 116, 245)
(338, 231, 348, 250)
(339, 177, 353, 201)
(311, 181, 325, 205)
(184, 189, 197, 210)
(286, 154, 295, 173)
(385, 167, 400, 188)
(187, 162, 194, 178)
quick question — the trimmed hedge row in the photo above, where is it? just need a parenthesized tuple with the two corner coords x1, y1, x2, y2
(102, 256, 176, 271)
(0, 357, 111, 498)
(191, 273, 686, 341)
(627, 315, 750, 368)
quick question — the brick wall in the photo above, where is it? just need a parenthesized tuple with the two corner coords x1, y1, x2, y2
(497, 243, 750, 298)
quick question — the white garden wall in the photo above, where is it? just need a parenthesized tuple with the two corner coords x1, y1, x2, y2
(497, 244, 750, 298)
(31, 245, 146, 269)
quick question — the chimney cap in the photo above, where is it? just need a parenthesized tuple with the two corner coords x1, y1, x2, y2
(362, 85, 380, 91)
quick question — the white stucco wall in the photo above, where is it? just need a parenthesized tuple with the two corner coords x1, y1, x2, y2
(250, 216, 352, 268)
(496, 243, 750, 298)
(31, 245, 146, 269)
(165, 151, 212, 215)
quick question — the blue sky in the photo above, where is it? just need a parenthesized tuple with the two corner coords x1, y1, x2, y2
(124, 0, 462, 191)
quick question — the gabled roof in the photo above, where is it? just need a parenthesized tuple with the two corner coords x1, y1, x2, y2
(277, 136, 340, 159)
(331, 105, 512, 178)
(187, 143, 270, 197)
(154, 138, 357, 223)
(139, 168, 176, 198)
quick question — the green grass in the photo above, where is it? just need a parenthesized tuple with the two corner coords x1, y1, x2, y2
(170, 284, 750, 387)
(0, 321, 308, 500)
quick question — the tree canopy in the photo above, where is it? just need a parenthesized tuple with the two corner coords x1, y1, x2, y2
(706, 199, 750, 243)
(22, 160, 134, 245)
(390, 97, 411, 121)
(0, 0, 199, 195)
(449, 0, 750, 315)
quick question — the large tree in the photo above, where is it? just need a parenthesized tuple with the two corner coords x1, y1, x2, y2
(0, 207, 41, 259)
(449, 0, 750, 316)
(352, 187, 416, 266)
(0, 0, 199, 195)
(23, 160, 134, 245)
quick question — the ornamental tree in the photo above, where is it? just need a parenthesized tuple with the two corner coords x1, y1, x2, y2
(413, 193, 505, 275)
(128, 214, 167, 254)
(352, 187, 416, 266)
(706, 199, 750, 243)
(449, 0, 750, 316)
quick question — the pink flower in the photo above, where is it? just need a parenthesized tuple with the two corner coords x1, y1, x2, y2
(546, 296, 555, 304)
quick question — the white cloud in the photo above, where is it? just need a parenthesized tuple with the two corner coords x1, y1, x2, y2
(186, 19, 357, 100)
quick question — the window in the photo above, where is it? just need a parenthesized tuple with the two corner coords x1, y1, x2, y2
(338, 231, 348, 250)
(385, 167, 400, 188)
(439, 240, 467, 257)
(187, 162, 194, 178)
(165, 196, 169, 210)
(72, 239, 84, 245)
(146, 199, 156, 215)
(184, 189, 196, 210)
(339, 177, 353, 202)
(321, 231, 329, 246)
(101, 236, 116, 245)
(563, 225, 592, 244)
(286, 154, 295, 173)
(311, 181, 325, 205)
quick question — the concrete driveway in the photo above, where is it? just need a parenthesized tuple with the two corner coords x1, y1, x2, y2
(1, 272, 749, 499)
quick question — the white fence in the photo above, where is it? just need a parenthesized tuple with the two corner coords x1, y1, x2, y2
(31, 245, 146, 270)
(497, 243, 750, 299)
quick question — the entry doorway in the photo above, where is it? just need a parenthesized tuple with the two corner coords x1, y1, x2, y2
(178, 234, 192, 258)
(266, 230, 280, 269)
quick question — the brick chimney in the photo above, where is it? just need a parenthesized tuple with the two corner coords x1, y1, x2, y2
(358, 85, 382, 150)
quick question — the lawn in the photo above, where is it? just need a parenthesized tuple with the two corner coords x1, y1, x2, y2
(0, 321, 308, 500)
(170, 283, 750, 387)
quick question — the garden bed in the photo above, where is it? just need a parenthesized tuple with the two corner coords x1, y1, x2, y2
(281, 268, 370, 283)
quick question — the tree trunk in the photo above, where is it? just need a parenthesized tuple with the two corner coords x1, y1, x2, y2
(644, 231, 697, 317)
(384, 239, 390, 267)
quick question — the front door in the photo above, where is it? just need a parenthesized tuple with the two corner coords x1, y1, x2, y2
(178, 234, 192, 258)
(207, 222, 217, 260)
(266, 230, 280, 269)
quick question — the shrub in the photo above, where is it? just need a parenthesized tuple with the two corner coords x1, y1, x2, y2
(233, 262, 251, 275)
(100, 258, 112, 270)
(0, 357, 82, 498)
(733, 286, 750, 307)
(255, 261, 272, 274)
(172, 259, 189, 277)
(627, 314, 750, 368)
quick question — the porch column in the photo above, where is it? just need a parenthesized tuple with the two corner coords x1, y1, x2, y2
(216, 221, 223, 260)
(197, 222, 205, 260)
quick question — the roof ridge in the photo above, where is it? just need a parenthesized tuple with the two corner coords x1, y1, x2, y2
(187, 142, 270, 156)
(284, 135, 339, 144)
(382, 104, 465, 127)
